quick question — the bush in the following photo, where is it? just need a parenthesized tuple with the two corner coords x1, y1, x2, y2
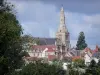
(12, 62, 66, 75)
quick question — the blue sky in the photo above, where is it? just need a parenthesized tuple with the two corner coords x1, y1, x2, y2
(8, 0, 100, 49)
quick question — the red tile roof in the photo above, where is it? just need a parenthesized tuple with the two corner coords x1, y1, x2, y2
(32, 45, 56, 50)
(46, 48, 55, 52)
(83, 45, 99, 55)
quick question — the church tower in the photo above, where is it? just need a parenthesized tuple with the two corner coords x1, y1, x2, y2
(55, 7, 70, 60)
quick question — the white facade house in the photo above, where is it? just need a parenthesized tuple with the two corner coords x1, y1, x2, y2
(27, 48, 48, 58)
(84, 53, 91, 66)
(84, 52, 100, 66)
(25, 45, 56, 62)
(41, 48, 48, 58)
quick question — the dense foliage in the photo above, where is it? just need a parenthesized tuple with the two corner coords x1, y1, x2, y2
(12, 62, 66, 75)
(22, 35, 40, 51)
(1, 0, 100, 75)
(67, 59, 100, 75)
(73, 58, 85, 68)
(76, 32, 87, 50)
(84, 60, 100, 75)
(0, 0, 24, 75)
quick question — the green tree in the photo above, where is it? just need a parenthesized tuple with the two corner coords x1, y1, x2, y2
(22, 35, 34, 52)
(12, 62, 66, 75)
(97, 59, 100, 67)
(22, 35, 40, 51)
(73, 59, 85, 68)
(33, 38, 40, 45)
(76, 32, 87, 50)
(89, 59, 96, 68)
(85, 60, 98, 75)
(0, 0, 24, 75)
(22, 35, 34, 44)
(67, 64, 85, 75)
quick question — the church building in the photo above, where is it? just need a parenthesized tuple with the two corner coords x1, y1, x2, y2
(23, 7, 73, 62)
(23, 7, 99, 63)
(55, 7, 70, 60)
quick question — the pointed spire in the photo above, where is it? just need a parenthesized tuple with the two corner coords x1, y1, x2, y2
(58, 6, 67, 32)
(61, 6, 64, 12)
(60, 6, 65, 25)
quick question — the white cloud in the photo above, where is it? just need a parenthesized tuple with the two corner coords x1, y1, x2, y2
(70, 40, 77, 47)
(49, 29, 56, 38)
(83, 14, 100, 25)
(8, 0, 100, 48)
(21, 22, 39, 35)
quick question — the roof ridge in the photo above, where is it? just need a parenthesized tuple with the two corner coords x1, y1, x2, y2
(33, 37, 55, 39)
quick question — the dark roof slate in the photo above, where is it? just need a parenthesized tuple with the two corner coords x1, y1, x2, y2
(33, 37, 56, 45)
(70, 49, 82, 56)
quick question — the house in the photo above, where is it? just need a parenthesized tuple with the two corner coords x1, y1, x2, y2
(82, 46, 100, 65)
(25, 45, 56, 62)
(23, 6, 100, 65)
(92, 52, 100, 63)
(45, 47, 56, 61)
(84, 53, 92, 66)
